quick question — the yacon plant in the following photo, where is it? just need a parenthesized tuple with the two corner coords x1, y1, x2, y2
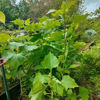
(1, 0, 89, 100)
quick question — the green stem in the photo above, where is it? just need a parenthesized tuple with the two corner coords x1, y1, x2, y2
(50, 69, 53, 100)
(62, 10, 67, 73)
(51, 90, 53, 100)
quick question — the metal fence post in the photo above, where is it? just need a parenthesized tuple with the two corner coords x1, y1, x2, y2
(0, 58, 11, 100)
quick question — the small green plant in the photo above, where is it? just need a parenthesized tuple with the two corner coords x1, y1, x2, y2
(81, 44, 100, 96)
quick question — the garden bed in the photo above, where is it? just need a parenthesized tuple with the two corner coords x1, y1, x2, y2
(0, 80, 20, 100)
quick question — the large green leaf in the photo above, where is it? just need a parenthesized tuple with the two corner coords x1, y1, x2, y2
(42, 19, 60, 30)
(0, 34, 10, 52)
(65, 92, 76, 100)
(39, 16, 49, 22)
(25, 18, 30, 26)
(9, 42, 24, 50)
(31, 91, 43, 100)
(65, 90, 76, 100)
(78, 87, 89, 100)
(29, 73, 48, 100)
(41, 52, 59, 70)
(32, 81, 43, 95)
(0, 11, 5, 24)
(46, 31, 64, 41)
(61, 75, 78, 91)
(25, 24, 35, 31)
(25, 45, 39, 51)
(2, 52, 15, 62)
(54, 98, 59, 100)
(31, 73, 49, 94)
(34, 73, 49, 85)
(12, 19, 24, 28)
(8, 53, 25, 69)
(0, 34, 10, 43)
(51, 77, 63, 96)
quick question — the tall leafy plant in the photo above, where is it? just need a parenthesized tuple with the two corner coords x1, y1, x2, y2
(1, 0, 89, 100)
